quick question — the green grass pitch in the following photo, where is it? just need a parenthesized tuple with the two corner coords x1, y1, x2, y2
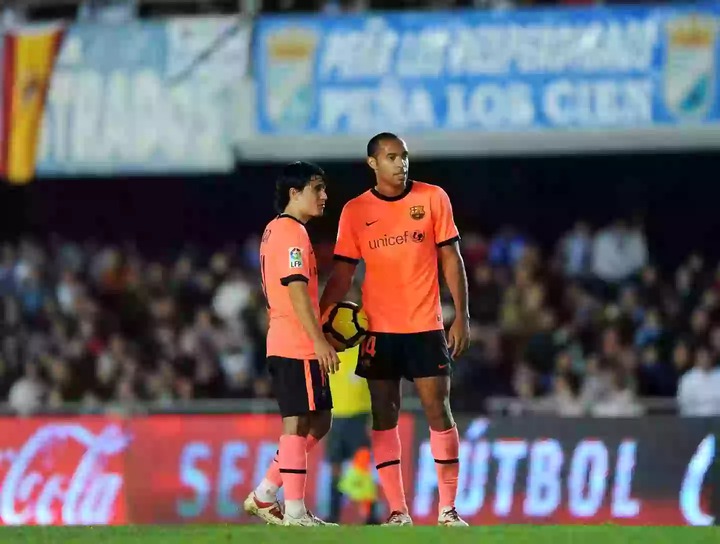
(1, 525, 718, 544)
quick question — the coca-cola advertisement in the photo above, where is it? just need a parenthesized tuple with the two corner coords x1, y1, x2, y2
(0, 417, 130, 526)
(411, 416, 719, 526)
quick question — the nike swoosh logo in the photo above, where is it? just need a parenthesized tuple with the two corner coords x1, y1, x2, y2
(365, 220, 379, 226)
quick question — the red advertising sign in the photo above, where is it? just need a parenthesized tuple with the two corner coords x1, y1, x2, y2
(0, 413, 414, 526)
(0, 417, 129, 526)
(125, 413, 414, 524)
(0, 414, 715, 526)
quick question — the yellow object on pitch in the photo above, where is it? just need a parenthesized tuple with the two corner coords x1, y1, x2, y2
(338, 447, 377, 504)
(322, 301, 368, 350)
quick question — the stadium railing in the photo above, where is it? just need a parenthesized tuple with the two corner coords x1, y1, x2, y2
(0, 396, 679, 416)
(485, 396, 680, 416)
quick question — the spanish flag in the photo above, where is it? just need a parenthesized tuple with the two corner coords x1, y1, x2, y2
(1, 26, 64, 185)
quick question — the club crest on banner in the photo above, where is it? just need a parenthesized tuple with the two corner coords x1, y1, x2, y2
(663, 14, 717, 121)
(262, 26, 318, 131)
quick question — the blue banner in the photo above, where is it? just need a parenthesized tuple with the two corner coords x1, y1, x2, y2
(254, 6, 720, 135)
(35, 17, 250, 176)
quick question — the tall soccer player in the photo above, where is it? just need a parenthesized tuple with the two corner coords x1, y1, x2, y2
(320, 133, 470, 527)
(244, 161, 340, 527)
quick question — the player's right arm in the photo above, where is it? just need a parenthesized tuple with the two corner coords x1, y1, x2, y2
(279, 225, 340, 374)
(287, 281, 339, 374)
(320, 204, 360, 315)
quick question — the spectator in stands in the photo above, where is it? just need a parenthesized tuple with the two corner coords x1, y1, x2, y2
(534, 373, 583, 417)
(578, 354, 611, 409)
(591, 219, 648, 289)
(637, 345, 677, 397)
(634, 308, 663, 348)
(558, 221, 592, 279)
(677, 347, 720, 416)
(489, 226, 526, 269)
(590, 368, 645, 417)
(8, 362, 45, 416)
(460, 233, 489, 270)
(470, 263, 501, 329)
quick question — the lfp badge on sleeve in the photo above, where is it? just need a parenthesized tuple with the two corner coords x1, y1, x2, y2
(289, 247, 304, 268)
(663, 14, 718, 121)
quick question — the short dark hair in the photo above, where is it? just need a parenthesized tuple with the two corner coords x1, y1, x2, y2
(367, 132, 400, 158)
(274, 161, 325, 213)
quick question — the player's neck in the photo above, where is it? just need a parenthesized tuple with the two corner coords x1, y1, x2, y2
(281, 207, 309, 224)
(374, 179, 407, 198)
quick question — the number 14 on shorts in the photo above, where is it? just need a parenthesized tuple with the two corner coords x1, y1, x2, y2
(360, 335, 376, 363)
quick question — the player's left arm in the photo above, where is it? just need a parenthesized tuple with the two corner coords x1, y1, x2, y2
(439, 242, 470, 358)
(320, 203, 360, 315)
(433, 187, 470, 359)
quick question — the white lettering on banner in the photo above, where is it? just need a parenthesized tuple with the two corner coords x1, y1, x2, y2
(72, 72, 102, 161)
(396, 28, 449, 77)
(447, 27, 509, 76)
(509, 20, 657, 73)
(457, 440, 489, 514)
(493, 441, 527, 516)
(543, 79, 653, 126)
(40, 69, 226, 167)
(321, 19, 658, 81)
(177, 442, 212, 518)
(0, 424, 128, 526)
(412, 419, 643, 520)
(135, 70, 163, 161)
(319, 78, 653, 132)
(613, 441, 641, 517)
(176, 440, 331, 519)
(446, 83, 535, 128)
(217, 443, 247, 518)
(104, 71, 130, 160)
(319, 86, 436, 133)
(568, 441, 608, 517)
(680, 434, 715, 526)
(524, 440, 563, 517)
(320, 19, 399, 79)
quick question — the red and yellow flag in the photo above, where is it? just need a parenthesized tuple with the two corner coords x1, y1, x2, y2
(1, 26, 64, 185)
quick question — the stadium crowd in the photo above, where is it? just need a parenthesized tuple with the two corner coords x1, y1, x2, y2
(1, 218, 719, 417)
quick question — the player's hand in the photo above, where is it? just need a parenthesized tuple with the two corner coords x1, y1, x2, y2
(315, 338, 340, 375)
(325, 332, 346, 352)
(447, 317, 470, 359)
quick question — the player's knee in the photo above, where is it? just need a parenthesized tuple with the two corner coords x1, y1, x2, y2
(371, 405, 399, 431)
(309, 410, 332, 439)
(282, 414, 312, 436)
(424, 397, 454, 432)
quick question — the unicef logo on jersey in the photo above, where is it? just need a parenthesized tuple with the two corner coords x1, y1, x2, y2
(368, 230, 425, 250)
(662, 14, 718, 121)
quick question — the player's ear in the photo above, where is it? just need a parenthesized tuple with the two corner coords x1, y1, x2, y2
(366, 156, 377, 172)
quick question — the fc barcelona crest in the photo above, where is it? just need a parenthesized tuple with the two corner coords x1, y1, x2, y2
(663, 14, 717, 121)
(409, 205, 425, 220)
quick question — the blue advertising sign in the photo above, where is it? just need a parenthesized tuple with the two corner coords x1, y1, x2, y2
(36, 17, 250, 175)
(254, 6, 720, 135)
